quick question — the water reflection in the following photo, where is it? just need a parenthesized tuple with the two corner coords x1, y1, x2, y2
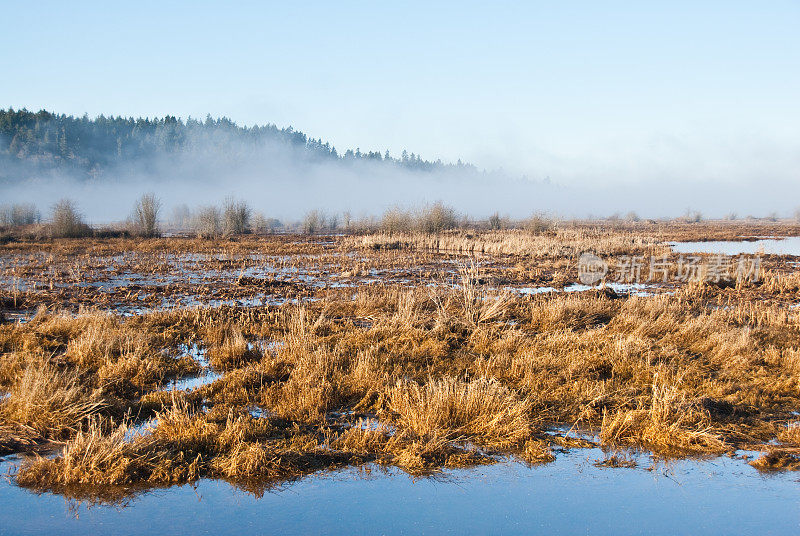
(1, 447, 797, 535)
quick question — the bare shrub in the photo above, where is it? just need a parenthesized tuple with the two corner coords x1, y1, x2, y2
(50, 199, 91, 238)
(301, 210, 337, 234)
(0, 203, 40, 227)
(381, 206, 413, 234)
(682, 208, 703, 223)
(488, 212, 505, 230)
(222, 197, 251, 235)
(342, 211, 352, 231)
(524, 212, 556, 234)
(625, 211, 640, 222)
(251, 212, 282, 234)
(130, 193, 161, 237)
(193, 206, 222, 238)
(348, 214, 378, 234)
(327, 213, 339, 231)
(302, 210, 323, 234)
(417, 202, 458, 234)
(170, 204, 193, 231)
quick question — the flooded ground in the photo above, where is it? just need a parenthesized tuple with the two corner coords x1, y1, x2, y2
(671, 237, 800, 256)
(1, 447, 796, 535)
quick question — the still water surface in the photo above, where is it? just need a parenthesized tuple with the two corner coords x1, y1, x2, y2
(1, 447, 797, 536)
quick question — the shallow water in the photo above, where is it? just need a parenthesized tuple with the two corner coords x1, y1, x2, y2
(0, 447, 796, 535)
(161, 343, 221, 391)
(510, 282, 655, 297)
(671, 237, 800, 256)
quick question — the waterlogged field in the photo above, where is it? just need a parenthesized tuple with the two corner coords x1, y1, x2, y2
(1, 221, 800, 534)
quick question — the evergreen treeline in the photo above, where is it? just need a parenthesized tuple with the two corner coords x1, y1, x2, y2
(0, 108, 473, 181)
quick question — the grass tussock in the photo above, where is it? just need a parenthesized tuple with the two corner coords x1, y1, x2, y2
(387, 377, 533, 448)
(0, 361, 106, 440)
(599, 375, 727, 455)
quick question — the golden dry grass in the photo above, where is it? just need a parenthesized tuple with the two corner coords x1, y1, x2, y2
(2, 223, 800, 497)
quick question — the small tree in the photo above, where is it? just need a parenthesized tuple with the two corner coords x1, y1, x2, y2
(193, 206, 221, 238)
(131, 193, 161, 237)
(326, 213, 339, 231)
(170, 204, 193, 231)
(302, 210, 323, 234)
(222, 197, 251, 235)
(488, 212, 504, 230)
(50, 199, 91, 238)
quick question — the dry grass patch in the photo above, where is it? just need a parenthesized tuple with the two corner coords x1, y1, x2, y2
(387, 377, 534, 448)
(0, 361, 106, 440)
(600, 376, 726, 455)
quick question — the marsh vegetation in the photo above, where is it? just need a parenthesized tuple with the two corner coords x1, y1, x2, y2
(0, 219, 799, 504)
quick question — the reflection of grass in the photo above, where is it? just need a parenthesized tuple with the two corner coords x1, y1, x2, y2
(2, 222, 800, 499)
(750, 448, 800, 471)
(594, 450, 638, 468)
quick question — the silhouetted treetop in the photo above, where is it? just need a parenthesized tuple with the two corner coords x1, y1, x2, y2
(0, 108, 475, 181)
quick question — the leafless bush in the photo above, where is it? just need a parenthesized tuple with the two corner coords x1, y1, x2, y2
(524, 212, 556, 234)
(682, 209, 703, 223)
(301, 210, 338, 234)
(251, 212, 282, 234)
(417, 202, 458, 234)
(341, 211, 352, 231)
(193, 206, 222, 238)
(625, 211, 640, 222)
(130, 193, 161, 237)
(349, 214, 378, 233)
(50, 199, 91, 238)
(169, 204, 193, 231)
(0, 203, 40, 227)
(302, 210, 323, 234)
(222, 197, 251, 235)
(488, 212, 506, 230)
(327, 213, 339, 231)
(381, 207, 414, 234)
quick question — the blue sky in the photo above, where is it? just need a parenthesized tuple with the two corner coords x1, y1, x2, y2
(2, 1, 798, 185)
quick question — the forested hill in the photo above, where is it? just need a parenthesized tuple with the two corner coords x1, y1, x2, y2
(0, 108, 474, 181)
